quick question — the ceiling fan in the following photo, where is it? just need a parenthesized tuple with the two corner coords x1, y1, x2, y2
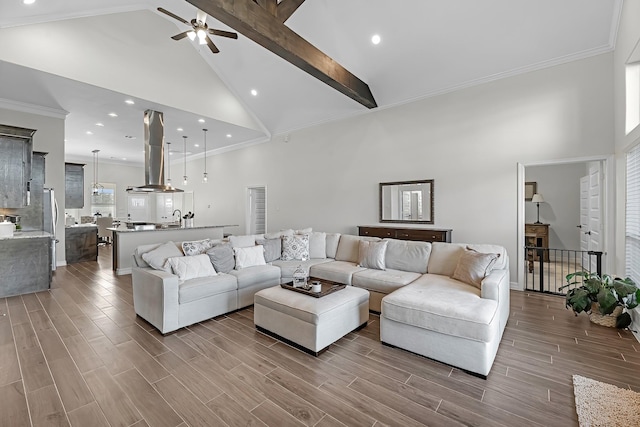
(157, 7, 238, 54)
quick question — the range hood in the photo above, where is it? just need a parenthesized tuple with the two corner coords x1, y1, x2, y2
(127, 110, 183, 193)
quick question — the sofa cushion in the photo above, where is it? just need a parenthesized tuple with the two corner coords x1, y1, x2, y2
(206, 244, 235, 274)
(168, 254, 217, 281)
(384, 239, 431, 274)
(325, 233, 341, 259)
(229, 235, 257, 248)
(272, 259, 333, 280)
(141, 241, 183, 272)
(335, 235, 380, 263)
(309, 232, 327, 259)
(352, 268, 421, 294)
(382, 275, 499, 342)
(256, 238, 282, 263)
(178, 273, 238, 304)
(264, 229, 294, 239)
(181, 239, 218, 256)
(230, 264, 281, 289)
(451, 247, 500, 289)
(281, 234, 310, 261)
(309, 261, 366, 286)
(234, 245, 266, 269)
(296, 227, 313, 234)
(427, 242, 465, 276)
(357, 240, 388, 270)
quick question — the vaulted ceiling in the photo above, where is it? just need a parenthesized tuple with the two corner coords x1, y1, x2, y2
(0, 0, 622, 165)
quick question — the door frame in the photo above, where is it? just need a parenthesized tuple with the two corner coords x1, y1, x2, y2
(245, 185, 267, 235)
(516, 155, 614, 290)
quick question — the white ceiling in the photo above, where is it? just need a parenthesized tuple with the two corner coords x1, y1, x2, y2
(0, 0, 622, 166)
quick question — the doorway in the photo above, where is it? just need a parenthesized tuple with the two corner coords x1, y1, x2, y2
(517, 156, 613, 291)
(246, 186, 266, 235)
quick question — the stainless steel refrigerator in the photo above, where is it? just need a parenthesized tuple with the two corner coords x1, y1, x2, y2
(43, 188, 59, 271)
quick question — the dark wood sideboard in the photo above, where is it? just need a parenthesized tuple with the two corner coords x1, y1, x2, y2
(358, 226, 452, 243)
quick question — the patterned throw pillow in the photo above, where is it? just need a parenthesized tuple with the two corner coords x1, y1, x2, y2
(281, 234, 310, 261)
(181, 239, 215, 256)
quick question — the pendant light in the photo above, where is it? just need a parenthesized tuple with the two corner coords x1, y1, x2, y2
(166, 141, 172, 188)
(202, 128, 208, 183)
(182, 135, 188, 185)
(91, 149, 104, 195)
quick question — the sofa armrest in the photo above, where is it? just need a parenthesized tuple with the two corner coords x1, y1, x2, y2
(131, 265, 180, 334)
(480, 269, 508, 302)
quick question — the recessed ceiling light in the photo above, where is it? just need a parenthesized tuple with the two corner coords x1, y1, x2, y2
(169, 152, 173, 156)
(125, 99, 135, 105)
(122, 158, 127, 161)
(194, 144, 200, 147)
(371, 34, 381, 45)
(198, 118, 205, 123)
(250, 89, 258, 96)
(95, 122, 104, 127)
(86, 131, 93, 135)
(226, 134, 232, 138)
(177, 127, 183, 132)
(108, 112, 118, 117)
(23, 0, 36, 5)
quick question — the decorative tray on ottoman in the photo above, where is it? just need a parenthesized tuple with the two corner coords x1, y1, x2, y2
(280, 278, 346, 298)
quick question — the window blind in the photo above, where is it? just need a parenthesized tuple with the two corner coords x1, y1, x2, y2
(627, 143, 640, 282)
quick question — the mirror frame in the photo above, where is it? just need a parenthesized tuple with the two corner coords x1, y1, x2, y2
(379, 179, 434, 224)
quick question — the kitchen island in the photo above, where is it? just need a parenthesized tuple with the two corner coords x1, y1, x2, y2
(108, 224, 238, 275)
(0, 231, 53, 297)
(65, 224, 98, 264)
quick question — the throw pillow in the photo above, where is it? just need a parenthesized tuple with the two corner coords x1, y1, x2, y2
(451, 247, 500, 289)
(168, 254, 217, 281)
(308, 232, 326, 259)
(234, 245, 267, 269)
(206, 244, 235, 274)
(281, 234, 310, 261)
(358, 240, 388, 270)
(325, 233, 341, 259)
(264, 229, 294, 239)
(141, 241, 183, 272)
(181, 239, 216, 256)
(256, 238, 282, 263)
(229, 235, 257, 248)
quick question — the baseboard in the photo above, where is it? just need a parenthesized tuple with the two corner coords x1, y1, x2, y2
(116, 267, 132, 276)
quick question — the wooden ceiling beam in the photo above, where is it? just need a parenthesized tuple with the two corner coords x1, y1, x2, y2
(186, 0, 377, 109)
(277, 0, 306, 23)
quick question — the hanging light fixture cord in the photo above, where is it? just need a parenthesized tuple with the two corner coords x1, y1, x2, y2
(203, 128, 208, 183)
(91, 149, 103, 195)
(183, 136, 188, 185)
(166, 141, 172, 187)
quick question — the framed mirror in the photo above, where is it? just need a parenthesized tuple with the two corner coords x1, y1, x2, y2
(380, 180, 434, 224)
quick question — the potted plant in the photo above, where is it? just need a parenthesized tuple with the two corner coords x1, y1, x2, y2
(560, 272, 639, 329)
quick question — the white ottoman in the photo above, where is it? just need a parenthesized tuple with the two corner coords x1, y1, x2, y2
(254, 285, 369, 355)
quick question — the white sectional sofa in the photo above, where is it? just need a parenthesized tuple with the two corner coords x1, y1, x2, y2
(130, 230, 509, 377)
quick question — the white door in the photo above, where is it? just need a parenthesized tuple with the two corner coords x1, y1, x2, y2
(579, 163, 603, 271)
(246, 186, 266, 235)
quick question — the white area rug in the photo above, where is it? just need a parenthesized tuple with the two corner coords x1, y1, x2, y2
(573, 375, 640, 427)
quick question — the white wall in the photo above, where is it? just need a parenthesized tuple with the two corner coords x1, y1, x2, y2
(178, 53, 614, 282)
(613, 0, 640, 338)
(0, 106, 66, 265)
(525, 163, 586, 251)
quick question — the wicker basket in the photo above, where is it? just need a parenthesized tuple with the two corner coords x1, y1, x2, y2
(588, 303, 624, 328)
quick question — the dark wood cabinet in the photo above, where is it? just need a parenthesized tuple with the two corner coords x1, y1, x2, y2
(358, 225, 452, 243)
(0, 125, 35, 208)
(65, 226, 97, 264)
(65, 163, 85, 208)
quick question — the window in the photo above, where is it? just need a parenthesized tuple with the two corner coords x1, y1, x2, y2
(626, 143, 640, 282)
(626, 63, 640, 135)
(91, 182, 116, 218)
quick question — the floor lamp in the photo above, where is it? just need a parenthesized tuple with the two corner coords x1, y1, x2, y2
(531, 193, 544, 224)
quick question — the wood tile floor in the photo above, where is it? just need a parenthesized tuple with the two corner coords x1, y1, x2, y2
(1, 246, 639, 426)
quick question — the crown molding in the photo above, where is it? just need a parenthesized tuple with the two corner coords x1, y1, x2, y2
(0, 97, 68, 119)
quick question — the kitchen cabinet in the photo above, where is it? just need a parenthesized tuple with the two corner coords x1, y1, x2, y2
(0, 124, 35, 208)
(127, 193, 183, 223)
(65, 225, 97, 264)
(65, 163, 85, 208)
(0, 233, 52, 297)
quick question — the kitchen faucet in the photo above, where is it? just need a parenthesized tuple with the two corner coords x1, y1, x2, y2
(172, 209, 182, 227)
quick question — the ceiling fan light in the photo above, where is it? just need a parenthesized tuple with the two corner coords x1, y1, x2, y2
(197, 28, 206, 41)
(187, 31, 196, 41)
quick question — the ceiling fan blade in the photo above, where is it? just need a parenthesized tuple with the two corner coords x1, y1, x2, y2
(209, 29, 238, 39)
(157, 7, 190, 25)
(205, 36, 220, 54)
(171, 31, 190, 41)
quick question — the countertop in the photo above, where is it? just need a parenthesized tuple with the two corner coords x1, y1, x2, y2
(0, 230, 53, 241)
(107, 224, 238, 233)
(65, 224, 97, 228)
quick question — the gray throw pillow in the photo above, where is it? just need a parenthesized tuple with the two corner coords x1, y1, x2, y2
(206, 244, 235, 274)
(357, 240, 388, 270)
(141, 241, 183, 272)
(256, 238, 281, 263)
